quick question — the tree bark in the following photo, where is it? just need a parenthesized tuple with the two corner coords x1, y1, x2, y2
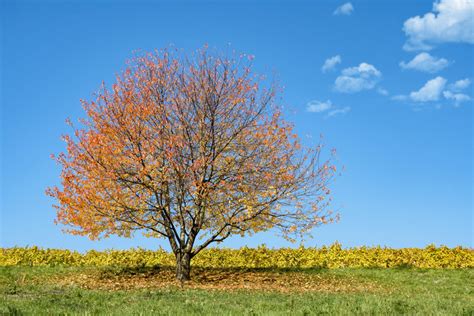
(175, 252, 191, 281)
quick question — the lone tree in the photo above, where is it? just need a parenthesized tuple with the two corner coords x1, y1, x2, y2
(47, 47, 338, 281)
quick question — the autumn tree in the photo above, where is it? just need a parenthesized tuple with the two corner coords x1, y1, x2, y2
(47, 47, 338, 281)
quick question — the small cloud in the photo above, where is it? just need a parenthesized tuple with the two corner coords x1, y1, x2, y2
(306, 100, 349, 118)
(403, 0, 474, 51)
(334, 63, 382, 93)
(334, 2, 354, 16)
(377, 87, 389, 96)
(444, 78, 472, 106)
(400, 52, 450, 73)
(326, 106, 351, 117)
(393, 77, 472, 107)
(321, 55, 342, 73)
(443, 91, 471, 106)
(409, 76, 447, 102)
(391, 94, 408, 101)
(306, 100, 333, 113)
(448, 78, 471, 92)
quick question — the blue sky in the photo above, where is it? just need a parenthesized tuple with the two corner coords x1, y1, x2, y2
(1, 0, 472, 251)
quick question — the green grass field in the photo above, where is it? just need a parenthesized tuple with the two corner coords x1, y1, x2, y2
(1, 266, 472, 315)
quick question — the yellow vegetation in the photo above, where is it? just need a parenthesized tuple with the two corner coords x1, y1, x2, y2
(1, 243, 472, 269)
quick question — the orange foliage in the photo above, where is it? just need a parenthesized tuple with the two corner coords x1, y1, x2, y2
(46, 47, 338, 278)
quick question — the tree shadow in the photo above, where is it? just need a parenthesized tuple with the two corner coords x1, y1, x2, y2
(98, 265, 330, 280)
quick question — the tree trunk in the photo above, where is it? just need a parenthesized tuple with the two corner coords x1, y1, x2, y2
(176, 252, 191, 281)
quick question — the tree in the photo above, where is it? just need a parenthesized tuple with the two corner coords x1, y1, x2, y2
(47, 47, 338, 281)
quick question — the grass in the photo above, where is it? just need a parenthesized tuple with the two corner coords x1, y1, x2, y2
(0, 266, 472, 315)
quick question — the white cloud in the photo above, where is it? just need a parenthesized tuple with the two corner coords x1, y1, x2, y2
(327, 106, 351, 117)
(444, 78, 472, 105)
(393, 77, 472, 107)
(391, 94, 408, 101)
(443, 90, 471, 105)
(377, 87, 389, 96)
(321, 55, 341, 73)
(403, 0, 474, 51)
(409, 76, 447, 102)
(334, 63, 382, 93)
(334, 2, 354, 15)
(448, 78, 471, 92)
(399, 52, 449, 73)
(306, 100, 333, 113)
(306, 100, 349, 118)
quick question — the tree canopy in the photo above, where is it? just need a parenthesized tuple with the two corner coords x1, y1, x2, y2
(47, 47, 338, 280)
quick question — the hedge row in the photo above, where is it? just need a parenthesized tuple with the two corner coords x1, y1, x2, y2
(1, 244, 472, 269)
